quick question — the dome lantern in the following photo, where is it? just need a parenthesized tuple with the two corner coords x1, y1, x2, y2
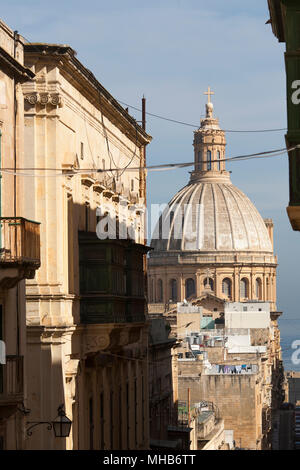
(192, 87, 227, 182)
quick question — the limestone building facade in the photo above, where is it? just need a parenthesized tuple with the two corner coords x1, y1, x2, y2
(0, 21, 40, 450)
(20, 42, 151, 450)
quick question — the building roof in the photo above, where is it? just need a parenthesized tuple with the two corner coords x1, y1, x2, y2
(151, 178, 273, 253)
(23, 43, 152, 147)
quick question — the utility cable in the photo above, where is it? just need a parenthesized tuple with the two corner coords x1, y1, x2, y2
(117, 99, 287, 133)
(1, 145, 298, 177)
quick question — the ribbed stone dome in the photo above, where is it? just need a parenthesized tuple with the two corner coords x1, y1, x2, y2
(151, 172, 273, 254)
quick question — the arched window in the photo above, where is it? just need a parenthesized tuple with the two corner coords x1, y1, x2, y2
(256, 278, 262, 300)
(203, 277, 214, 291)
(217, 150, 221, 171)
(240, 278, 249, 299)
(170, 279, 177, 302)
(207, 150, 212, 170)
(185, 278, 195, 299)
(222, 278, 232, 298)
(198, 151, 202, 171)
(157, 279, 163, 302)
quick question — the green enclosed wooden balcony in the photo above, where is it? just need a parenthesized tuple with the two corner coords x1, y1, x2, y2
(79, 231, 150, 324)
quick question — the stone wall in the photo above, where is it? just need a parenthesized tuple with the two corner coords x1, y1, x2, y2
(178, 373, 260, 449)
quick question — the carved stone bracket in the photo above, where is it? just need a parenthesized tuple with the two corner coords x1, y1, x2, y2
(24, 92, 63, 108)
(81, 324, 144, 358)
(84, 332, 111, 356)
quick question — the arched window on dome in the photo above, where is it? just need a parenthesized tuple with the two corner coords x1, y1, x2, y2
(256, 278, 262, 300)
(240, 278, 249, 299)
(203, 277, 214, 291)
(170, 279, 177, 302)
(185, 278, 195, 299)
(157, 279, 163, 302)
(217, 150, 221, 171)
(222, 278, 232, 298)
(207, 150, 212, 170)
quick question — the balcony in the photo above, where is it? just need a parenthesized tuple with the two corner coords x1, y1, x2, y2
(0, 355, 24, 419)
(0, 217, 40, 288)
(79, 232, 149, 325)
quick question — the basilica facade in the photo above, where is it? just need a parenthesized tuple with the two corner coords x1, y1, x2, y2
(148, 90, 277, 315)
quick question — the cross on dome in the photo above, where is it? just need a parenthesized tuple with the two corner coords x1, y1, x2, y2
(203, 86, 215, 119)
(204, 86, 214, 104)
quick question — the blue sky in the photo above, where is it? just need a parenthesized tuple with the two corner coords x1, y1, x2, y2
(2, 1, 299, 358)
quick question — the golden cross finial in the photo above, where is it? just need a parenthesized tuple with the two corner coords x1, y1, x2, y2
(204, 86, 214, 104)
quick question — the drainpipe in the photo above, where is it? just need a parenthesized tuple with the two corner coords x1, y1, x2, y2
(13, 30, 18, 218)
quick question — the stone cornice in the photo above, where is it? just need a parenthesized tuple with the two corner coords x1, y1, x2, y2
(24, 44, 152, 147)
(0, 45, 35, 82)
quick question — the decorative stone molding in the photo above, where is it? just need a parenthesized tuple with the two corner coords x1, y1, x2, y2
(84, 333, 111, 355)
(24, 92, 63, 107)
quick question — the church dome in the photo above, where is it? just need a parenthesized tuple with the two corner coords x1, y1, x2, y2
(150, 87, 273, 256)
(150, 173, 273, 253)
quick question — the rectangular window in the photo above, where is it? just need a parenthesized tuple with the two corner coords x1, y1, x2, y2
(81, 142, 84, 160)
(89, 397, 94, 450)
(85, 203, 89, 232)
(126, 383, 129, 449)
(100, 392, 104, 449)
(110, 391, 114, 449)
(119, 386, 122, 449)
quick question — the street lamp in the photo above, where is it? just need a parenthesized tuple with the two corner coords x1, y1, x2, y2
(52, 405, 72, 438)
(26, 404, 72, 438)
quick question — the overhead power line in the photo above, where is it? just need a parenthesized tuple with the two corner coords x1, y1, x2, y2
(117, 99, 287, 133)
(0, 145, 298, 178)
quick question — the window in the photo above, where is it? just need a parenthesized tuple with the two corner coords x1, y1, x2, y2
(207, 150, 212, 170)
(240, 278, 249, 299)
(100, 392, 104, 449)
(198, 151, 202, 171)
(222, 278, 232, 297)
(81, 142, 84, 160)
(89, 397, 94, 450)
(110, 391, 114, 449)
(217, 150, 221, 171)
(157, 279, 163, 302)
(85, 203, 90, 232)
(119, 386, 122, 449)
(185, 278, 195, 299)
(170, 279, 177, 301)
(131, 179, 134, 191)
(256, 278, 262, 300)
(204, 277, 214, 291)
